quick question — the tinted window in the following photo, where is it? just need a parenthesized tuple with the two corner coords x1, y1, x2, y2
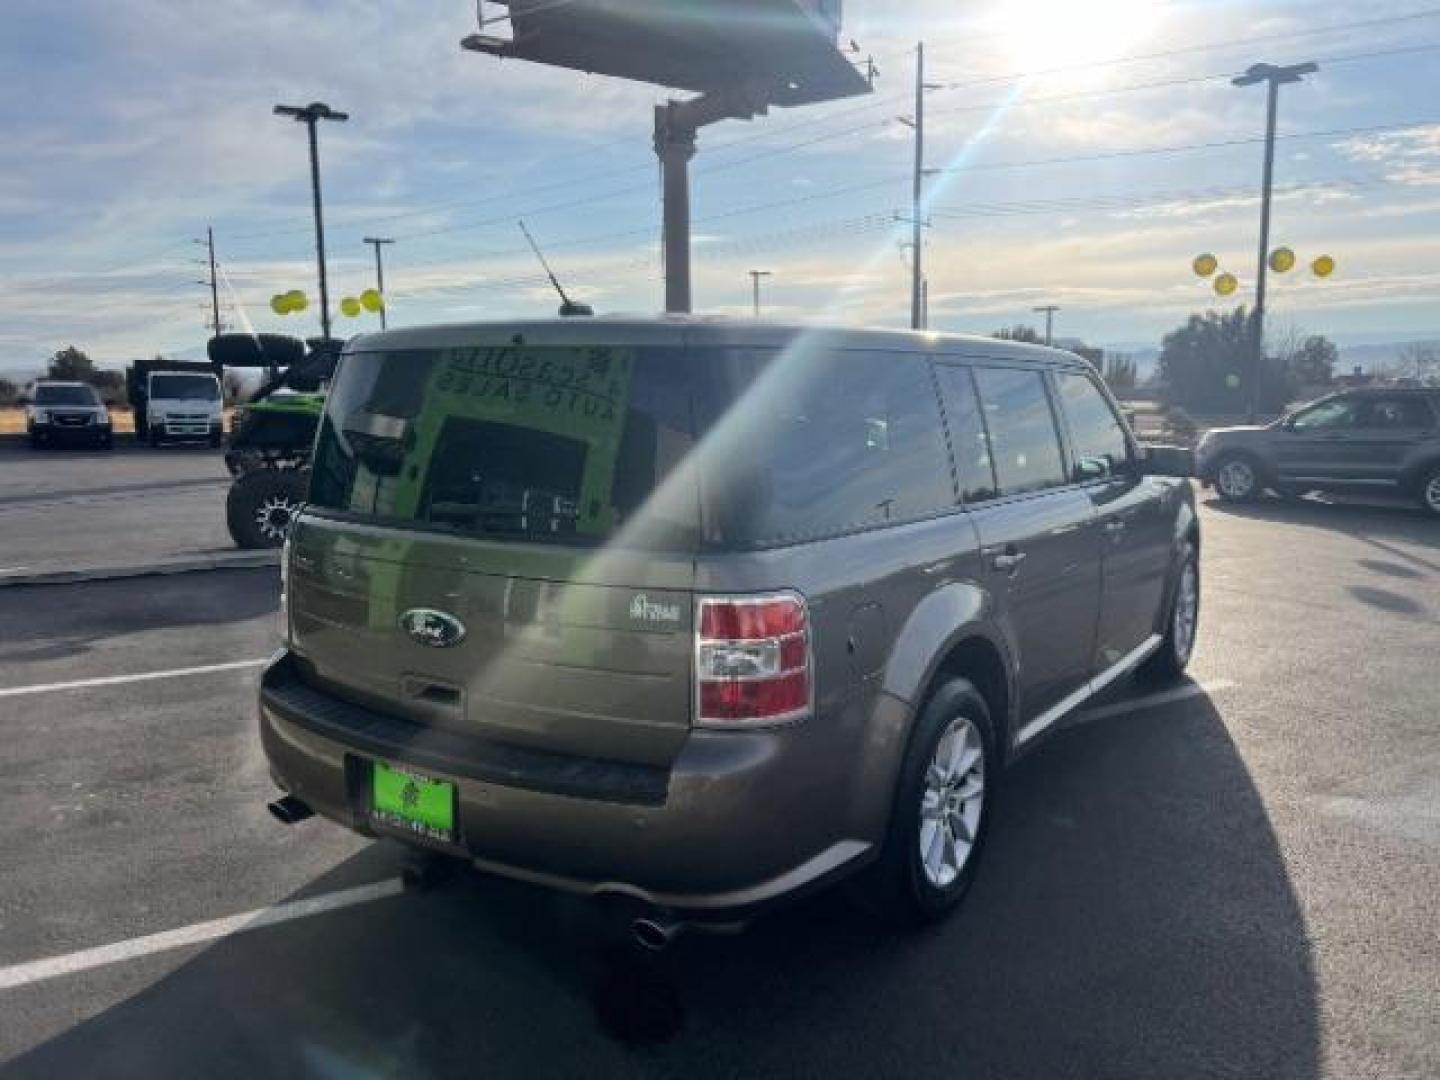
(1355, 396, 1434, 429)
(699, 348, 954, 547)
(152, 374, 219, 400)
(1291, 398, 1356, 431)
(310, 345, 699, 550)
(972, 366, 1068, 495)
(1055, 370, 1130, 480)
(34, 385, 97, 406)
(933, 363, 999, 502)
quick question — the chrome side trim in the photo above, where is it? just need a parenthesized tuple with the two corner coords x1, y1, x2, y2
(1014, 633, 1164, 746)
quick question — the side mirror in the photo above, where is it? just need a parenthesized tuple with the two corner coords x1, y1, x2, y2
(1141, 444, 1194, 478)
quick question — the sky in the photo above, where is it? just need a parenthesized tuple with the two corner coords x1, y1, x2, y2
(2, 0, 1439, 371)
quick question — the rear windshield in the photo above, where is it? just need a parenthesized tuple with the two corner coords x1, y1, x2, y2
(309, 341, 954, 551)
(35, 385, 98, 406)
(152, 374, 219, 400)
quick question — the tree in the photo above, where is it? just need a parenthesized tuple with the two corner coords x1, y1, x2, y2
(1157, 307, 1253, 413)
(992, 325, 1043, 344)
(48, 345, 95, 382)
(1398, 342, 1440, 384)
(1288, 335, 1338, 389)
(1103, 354, 1138, 392)
(0, 378, 17, 407)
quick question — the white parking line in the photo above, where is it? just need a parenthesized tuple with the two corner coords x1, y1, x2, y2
(1074, 678, 1236, 725)
(0, 658, 268, 699)
(0, 880, 404, 992)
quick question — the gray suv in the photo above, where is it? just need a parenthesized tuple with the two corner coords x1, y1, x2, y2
(1197, 387, 1440, 515)
(259, 319, 1199, 939)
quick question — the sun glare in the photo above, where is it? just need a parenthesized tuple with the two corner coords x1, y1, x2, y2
(991, 0, 1162, 74)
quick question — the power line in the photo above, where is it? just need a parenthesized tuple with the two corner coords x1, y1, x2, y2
(219, 11, 1440, 246)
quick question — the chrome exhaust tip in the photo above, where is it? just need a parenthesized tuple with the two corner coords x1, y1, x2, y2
(630, 914, 685, 952)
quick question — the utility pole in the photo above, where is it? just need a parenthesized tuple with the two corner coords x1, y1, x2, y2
(195, 226, 222, 338)
(274, 102, 349, 340)
(1033, 304, 1060, 346)
(1233, 61, 1317, 422)
(362, 236, 395, 329)
(909, 42, 926, 330)
(749, 270, 772, 318)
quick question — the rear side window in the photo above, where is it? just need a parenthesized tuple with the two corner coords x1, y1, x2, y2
(972, 366, 1068, 496)
(933, 363, 999, 502)
(1054, 369, 1131, 481)
(309, 346, 699, 550)
(698, 348, 954, 547)
(1355, 396, 1434, 429)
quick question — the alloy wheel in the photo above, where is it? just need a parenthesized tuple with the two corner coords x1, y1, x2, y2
(919, 716, 985, 889)
(1217, 459, 1256, 500)
(1173, 559, 1199, 664)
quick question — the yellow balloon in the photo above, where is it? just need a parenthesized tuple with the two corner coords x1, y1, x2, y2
(1192, 253, 1219, 278)
(360, 288, 384, 313)
(270, 294, 291, 315)
(1214, 272, 1238, 297)
(340, 296, 362, 318)
(1269, 247, 1296, 274)
(1312, 255, 1336, 278)
(285, 290, 308, 312)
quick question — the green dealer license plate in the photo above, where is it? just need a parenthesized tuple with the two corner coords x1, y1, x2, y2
(371, 761, 455, 843)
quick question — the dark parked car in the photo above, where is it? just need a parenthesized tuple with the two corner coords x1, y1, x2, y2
(1197, 387, 1440, 515)
(26, 381, 113, 449)
(259, 319, 1199, 944)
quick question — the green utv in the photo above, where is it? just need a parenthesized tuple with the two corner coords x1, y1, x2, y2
(208, 333, 341, 549)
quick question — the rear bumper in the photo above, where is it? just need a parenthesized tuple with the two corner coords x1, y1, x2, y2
(259, 650, 881, 918)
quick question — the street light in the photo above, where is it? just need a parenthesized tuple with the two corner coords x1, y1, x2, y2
(274, 102, 349, 340)
(1232, 61, 1317, 421)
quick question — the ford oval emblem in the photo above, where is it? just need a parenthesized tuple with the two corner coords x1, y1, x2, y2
(399, 608, 467, 649)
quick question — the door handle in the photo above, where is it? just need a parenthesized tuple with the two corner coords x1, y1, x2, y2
(991, 549, 1027, 574)
(1104, 520, 1126, 533)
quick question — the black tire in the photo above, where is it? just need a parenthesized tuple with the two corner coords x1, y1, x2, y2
(227, 469, 308, 549)
(1212, 452, 1262, 503)
(1140, 541, 1200, 683)
(1417, 463, 1440, 518)
(148, 427, 162, 448)
(863, 678, 997, 927)
(209, 430, 223, 449)
(29, 433, 44, 450)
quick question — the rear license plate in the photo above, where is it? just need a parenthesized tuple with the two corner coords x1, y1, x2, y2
(370, 761, 456, 843)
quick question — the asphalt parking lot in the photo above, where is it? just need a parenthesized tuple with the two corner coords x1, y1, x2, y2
(0, 490, 1436, 1078)
(0, 442, 234, 578)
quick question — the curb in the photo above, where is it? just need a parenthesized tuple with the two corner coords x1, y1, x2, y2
(0, 550, 280, 588)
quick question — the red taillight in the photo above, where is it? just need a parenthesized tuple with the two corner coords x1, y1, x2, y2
(696, 593, 811, 727)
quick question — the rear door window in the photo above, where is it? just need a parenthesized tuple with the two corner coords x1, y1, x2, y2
(309, 345, 699, 550)
(933, 363, 999, 502)
(1354, 396, 1435, 429)
(697, 347, 954, 547)
(972, 366, 1068, 496)
(1054, 369, 1131, 481)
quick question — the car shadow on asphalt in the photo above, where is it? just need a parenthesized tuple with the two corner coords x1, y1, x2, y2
(0, 569, 277, 666)
(1203, 492, 1436, 548)
(3, 690, 1320, 1080)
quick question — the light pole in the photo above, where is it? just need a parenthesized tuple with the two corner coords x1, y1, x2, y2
(274, 102, 349, 340)
(1233, 61, 1317, 421)
(1033, 304, 1060, 346)
(363, 236, 394, 329)
(749, 270, 772, 318)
